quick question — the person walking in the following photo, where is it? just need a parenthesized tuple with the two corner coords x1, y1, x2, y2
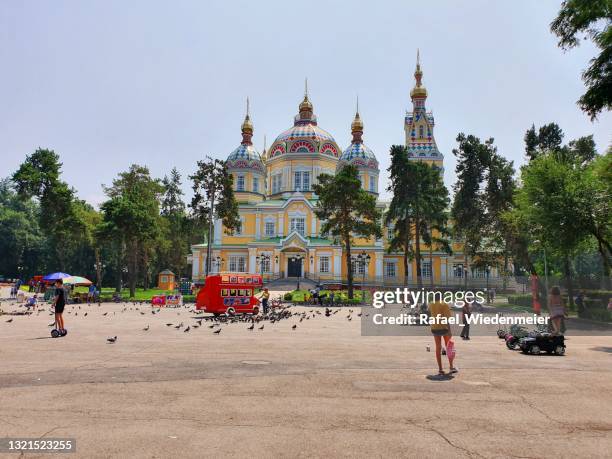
(52, 279, 66, 334)
(548, 286, 566, 335)
(429, 301, 457, 375)
(259, 287, 270, 314)
(460, 300, 471, 340)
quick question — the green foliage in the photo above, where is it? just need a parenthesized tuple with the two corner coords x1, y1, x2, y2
(551, 0, 612, 119)
(190, 157, 240, 276)
(386, 145, 450, 288)
(11, 148, 92, 273)
(99, 164, 164, 297)
(313, 164, 382, 299)
(506, 294, 533, 308)
(0, 179, 44, 277)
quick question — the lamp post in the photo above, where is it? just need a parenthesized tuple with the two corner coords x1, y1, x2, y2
(351, 252, 371, 303)
(213, 257, 224, 273)
(256, 254, 271, 279)
(485, 266, 490, 303)
(290, 254, 304, 290)
(93, 251, 106, 289)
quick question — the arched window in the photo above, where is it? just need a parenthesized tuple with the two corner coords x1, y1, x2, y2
(296, 146, 310, 153)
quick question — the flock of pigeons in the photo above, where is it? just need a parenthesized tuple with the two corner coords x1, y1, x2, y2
(1, 297, 362, 345)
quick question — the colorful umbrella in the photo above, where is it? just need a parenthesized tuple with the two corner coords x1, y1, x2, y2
(63, 276, 93, 286)
(42, 272, 71, 281)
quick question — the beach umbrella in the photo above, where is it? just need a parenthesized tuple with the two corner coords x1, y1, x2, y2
(63, 276, 93, 286)
(42, 272, 71, 281)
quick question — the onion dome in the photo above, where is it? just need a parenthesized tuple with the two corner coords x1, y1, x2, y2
(226, 98, 265, 173)
(339, 105, 379, 171)
(267, 81, 341, 159)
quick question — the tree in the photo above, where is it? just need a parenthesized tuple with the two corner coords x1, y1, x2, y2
(514, 155, 590, 309)
(551, 0, 612, 119)
(484, 152, 516, 284)
(313, 164, 382, 299)
(190, 157, 240, 276)
(99, 165, 164, 298)
(524, 123, 564, 161)
(160, 167, 189, 277)
(451, 134, 490, 287)
(12, 148, 89, 272)
(386, 145, 450, 289)
(0, 179, 43, 278)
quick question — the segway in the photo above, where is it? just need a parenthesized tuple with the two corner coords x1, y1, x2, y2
(50, 318, 67, 338)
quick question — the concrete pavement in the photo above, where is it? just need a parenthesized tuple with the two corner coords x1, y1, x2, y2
(0, 289, 611, 458)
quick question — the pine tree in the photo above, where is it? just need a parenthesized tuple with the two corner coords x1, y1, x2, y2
(313, 164, 381, 299)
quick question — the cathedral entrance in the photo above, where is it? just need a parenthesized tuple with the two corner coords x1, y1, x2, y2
(287, 257, 302, 277)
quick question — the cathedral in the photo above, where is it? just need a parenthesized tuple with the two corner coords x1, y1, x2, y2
(190, 55, 492, 286)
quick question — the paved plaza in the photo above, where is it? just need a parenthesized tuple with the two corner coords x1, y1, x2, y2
(1, 288, 611, 458)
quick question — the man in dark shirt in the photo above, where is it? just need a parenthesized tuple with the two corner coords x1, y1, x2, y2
(53, 279, 66, 333)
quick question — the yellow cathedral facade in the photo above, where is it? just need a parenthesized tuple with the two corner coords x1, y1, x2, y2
(190, 56, 498, 286)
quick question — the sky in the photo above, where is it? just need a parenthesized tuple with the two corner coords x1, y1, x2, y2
(1, 0, 610, 206)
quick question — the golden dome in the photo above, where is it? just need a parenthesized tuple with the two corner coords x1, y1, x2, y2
(299, 94, 313, 112)
(410, 85, 428, 98)
(351, 111, 363, 132)
(241, 114, 253, 134)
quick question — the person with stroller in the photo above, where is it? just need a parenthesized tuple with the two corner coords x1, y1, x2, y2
(429, 301, 458, 375)
(548, 286, 566, 335)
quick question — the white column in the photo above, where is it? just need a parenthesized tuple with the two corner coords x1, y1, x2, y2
(214, 218, 222, 244)
(311, 215, 317, 237)
(333, 249, 342, 279)
(255, 214, 261, 239)
(407, 262, 413, 282)
(278, 214, 284, 237)
(375, 252, 383, 279)
(192, 251, 200, 279)
(248, 248, 257, 274)
(441, 257, 447, 281)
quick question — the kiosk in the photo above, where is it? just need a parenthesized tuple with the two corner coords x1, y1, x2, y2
(196, 273, 262, 315)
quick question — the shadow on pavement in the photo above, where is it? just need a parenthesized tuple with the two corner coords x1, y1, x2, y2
(426, 373, 455, 381)
(590, 346, 612, 353)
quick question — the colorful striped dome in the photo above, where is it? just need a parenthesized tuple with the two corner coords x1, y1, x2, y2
(339, 142, 378, 170)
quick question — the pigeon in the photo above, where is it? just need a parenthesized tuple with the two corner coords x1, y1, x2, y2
(107, 336, 117, 343)
(292, 324, 297, 330)
(103, 312, 108, 316)
(259, 324, 264, 330)
(166, 323, 173, 327)
(213, 328, 222, 334)
(184, 326, 190, 333)
(192, 324, 199, 329)
(208, 324, 215, 329)
(48, 322, 55, 327)
(6, 318, 13, 323)
(143, 325, 149, 331)
(247, 324, 254, 331)
(84, 312, 88, 317)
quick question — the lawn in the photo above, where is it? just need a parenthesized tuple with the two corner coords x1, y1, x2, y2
(286, 289, 371, 303)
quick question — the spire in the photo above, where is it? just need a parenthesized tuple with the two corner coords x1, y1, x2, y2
(410, 49, 427, 100)
(241, 97, 253, 145)
(262, 134, 267, 161)
(298, 78, 314, 120)
(351, 95, 364, 143)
